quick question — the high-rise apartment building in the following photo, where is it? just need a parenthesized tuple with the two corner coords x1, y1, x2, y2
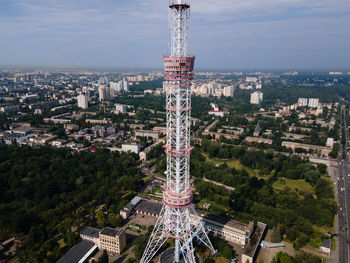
(98, 85, 113, 101)
(110, 79, 128, 94)
(77, 94, 88, 109)
(298, 98, 308, 107)
(223, 85, 235, 97)
(110, 81, 120, 93)
(250, 91, 263, 104)
(256, 82, 262, 89)
(122, 78, 128, 92)
(308, 98, 319, 108)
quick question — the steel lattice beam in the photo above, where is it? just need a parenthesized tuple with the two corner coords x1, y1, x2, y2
(140, 1, 215, 262)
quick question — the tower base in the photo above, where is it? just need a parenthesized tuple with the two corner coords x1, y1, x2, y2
(160, 248, 186, 263)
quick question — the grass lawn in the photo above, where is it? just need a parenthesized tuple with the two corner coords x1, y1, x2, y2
(142, 174, 152, 182)
(331, 238, 336, 250)
(202, 151, 257, 177)
(273, 178, 314, 195)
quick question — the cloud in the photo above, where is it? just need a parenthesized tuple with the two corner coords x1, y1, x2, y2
(0, 0, 349, 68)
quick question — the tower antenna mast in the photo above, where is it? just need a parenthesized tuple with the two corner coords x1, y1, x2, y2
(140, 0, 215, 262)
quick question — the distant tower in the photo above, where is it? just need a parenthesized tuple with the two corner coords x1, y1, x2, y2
(140, 1, 215, 263)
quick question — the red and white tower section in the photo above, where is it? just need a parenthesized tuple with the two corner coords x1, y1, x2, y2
(140, 1, 215, 263)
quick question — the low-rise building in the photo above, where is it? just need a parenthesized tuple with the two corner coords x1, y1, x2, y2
(99, 227, 126, 254)
(64, 124, 79, 131)
(57, 240, 97, 263)
(320, 239, 331, 255)
(80, 227, 126, 255)
(121, 143, 140, 154)
(80, 227, 100, 244)
(115, 103, 127, 113)
(241, 222, 267, 263)
(208, 110, 229, 117)
(245, 137, 273, 145)
(196, 212, 254, 246)
(139, 141, 163, 161)
(119, 196, 142, 219)
(135, 130, 159, 141)
(282, 133, 308, 140)
(135, 200, 163, 217)
(50, 139, 67, 147)
(326, 138, 334, 148)
(28, 135, 56, 145)
(86, 118, 110, 125)
(282, 141, 332, 155)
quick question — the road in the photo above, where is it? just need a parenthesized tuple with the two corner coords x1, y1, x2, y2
(338, 106, 349, 263)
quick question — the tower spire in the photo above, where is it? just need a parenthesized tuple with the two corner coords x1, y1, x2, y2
(140, 1, 215, 262)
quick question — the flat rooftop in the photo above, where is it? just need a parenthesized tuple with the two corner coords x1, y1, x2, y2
(57, 240, 96, 263)
(100, 227, 125, 237)
(321, 239, 331, 249)
(135, 200, 163, 215)
(243, 222, 267, 257)
(197, 211, 247, 233)
(80, 226, 100, 239)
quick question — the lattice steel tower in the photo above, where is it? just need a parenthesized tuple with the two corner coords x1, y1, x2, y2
(140, 1, 215, 262)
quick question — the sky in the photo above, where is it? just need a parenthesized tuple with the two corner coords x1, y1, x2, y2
(0, 0, 349, 70)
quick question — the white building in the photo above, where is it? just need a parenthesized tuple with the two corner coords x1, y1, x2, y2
(110, 79, 128, 94)
(250, 91, 263, 104)
(308, 98, 319, 108)
(122, 78, 129, 92)
(208, 111, 229, 117)
(210, 103, 219, 111)
(326, 138, 334, 148)
(77, 94, 88, 109)
(115, 103, 127, 113)
(121, 143, 140, 154)
(223, 85, 235, 97)
(240, 84, 253, 90)
(110, 81, 121, 93)
(246, 77, 258, 83)
(298, 98, 308, 107)
(256, 82, 262, 89)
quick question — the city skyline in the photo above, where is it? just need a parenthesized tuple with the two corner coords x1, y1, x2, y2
(0, 0, 349, 70)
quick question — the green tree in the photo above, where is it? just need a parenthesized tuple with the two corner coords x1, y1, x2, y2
(222, 245, 234, 260)
(133, 235, 150, 260)
(28, 224, 47, 243)
(276, 252, 293, 263)
(108, 213, 123, 227)
(97, 249, 109, 263)
(65, 232, 79, 247)
(271, 227, 282, 243)
(96, 210, 106, 228)
(317, 163, 327, 174)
